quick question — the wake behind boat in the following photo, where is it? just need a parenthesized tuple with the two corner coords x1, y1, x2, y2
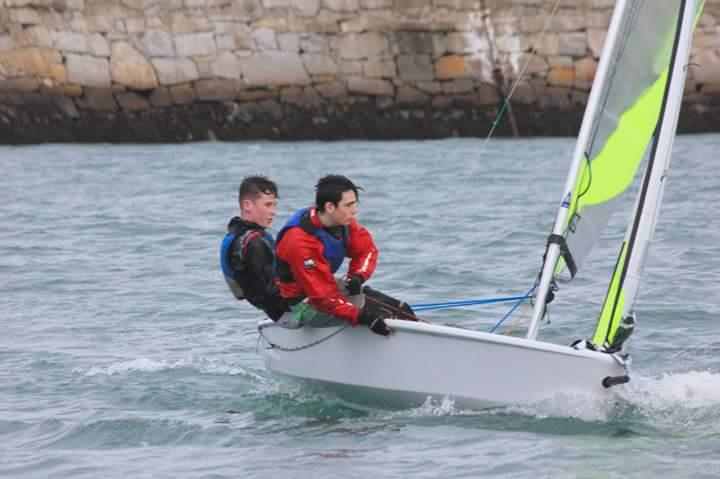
(258, 0, 705, 408)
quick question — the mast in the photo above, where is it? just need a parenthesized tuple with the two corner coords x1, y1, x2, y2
(595, 0, 701, 345)
(525, 0, 630, 340)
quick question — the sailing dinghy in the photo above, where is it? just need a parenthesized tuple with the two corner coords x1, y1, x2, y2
(258, 0, 705, 409)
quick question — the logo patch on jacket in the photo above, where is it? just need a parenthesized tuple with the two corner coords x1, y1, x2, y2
(303, 259, 316, 269)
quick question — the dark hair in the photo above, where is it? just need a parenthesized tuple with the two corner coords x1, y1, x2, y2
(315, 175, 362, 212)
(239, 176, 278, 205)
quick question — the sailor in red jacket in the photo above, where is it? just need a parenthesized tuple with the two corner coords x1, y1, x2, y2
(275, 175, 392, 336)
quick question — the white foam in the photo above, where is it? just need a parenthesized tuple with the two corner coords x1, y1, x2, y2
(618, 370, 720, 411)
(78, 355, 261, 379)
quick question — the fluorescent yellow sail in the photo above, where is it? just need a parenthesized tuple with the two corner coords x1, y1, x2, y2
(592, 0, 705, 348)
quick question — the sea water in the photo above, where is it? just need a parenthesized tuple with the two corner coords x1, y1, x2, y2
(1, 135, 719, 478)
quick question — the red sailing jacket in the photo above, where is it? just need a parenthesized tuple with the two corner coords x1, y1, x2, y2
(275, 208, 378, 325)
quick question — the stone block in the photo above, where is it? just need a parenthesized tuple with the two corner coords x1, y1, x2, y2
(89, 33, 110, 57)
(547, 66, 574, 87)
(0, 36, 14, 53)
(391, 31, 434, 55)
(339, 60, 362, 75)
(291, 0, 320, 16)
(397, 54, 434, 81)
(263, 0, 291, 6)
(170, 12, 211, 34)
(587, 28, 605, 58)
(8, 8, 42, 24)
(360, 0, 391, 7)
(253, 27, 278, 50)
(395, 84, 427, 104)
(442, 78, 473, 94)
(116, 91, 150, 110)
(315, 81, 346, 98)
(558, 32, 586, 57)
(175, 32, 217, 57)
(277, 33, 300, 52)
(65, 53, 110, 87)
(301, 53, 337, 75)
(83, 87, 117, 111)
(63, 83, 83, 96)
(434, 0, 479, 8)
(126, 17, 146, 34)
(477, 82, 501, 105)
(170, 83, 196, 104)
(0, 48, 66, 82)
(446, 32, 489, 54)
(300, 34, 329, 53)
(362, 58, 395, 78)
(336, 33, 389, 60)
(691, 50, 720, 84)
(149, 86, 173, 106)
(86, 15, 114, 33)
(415, 81, 441, 94)
(13, 26, 53, 48)
(573, 57, 596, 90)
(53, 31, 89, 53)
(152, 57, 200, 85)
(434, 55, 470, 80)
(0, 77, 39, 92)
(196, 79, 237, 100)
(111, 41, 158, 90)
(323, 0, 358, 12)
(142, 30, 175, 57)
(211, 51, 242, 79)
(237, 88, 279, 101)
(347, 77, 393, 96)
(216, 34, 236, 51)
(241, 51, 310, 86)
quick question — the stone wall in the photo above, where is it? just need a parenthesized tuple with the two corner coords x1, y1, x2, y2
(1, 0, 719, 143)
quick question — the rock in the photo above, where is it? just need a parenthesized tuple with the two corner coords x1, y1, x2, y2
(336, 33, 390, 60)
(241, 51, 310, 86)
(0, 47, 67, 82)
(291, 0, 320, 16)
(89, 33, 110, 56)
(211, 51, 242, 79)
(152, 57, 199, 85)
(83, 87, 117, 111)
(558, 32, 587, 57)
(547, 67, 574, 87)
(397, 54, 433, 81)
(116, 91, 151, 110)
(111, 42, 158, 90)
(149, 87, 173, 106)
(301, 53, 338, 75)
(253, 27, 278, 50)
(362, 58, 395, 78)
(315, 81, 346, 98)
(434, 55, 470, 80)
(174, 32, 217, 57)
(347, 77, 393, 96)
(66, 54, 112, 87)
(196, 79, 237, 100)
(170, 83, 196, 104)
(395, 85, 427, 104)
(142, 30, 174, 57)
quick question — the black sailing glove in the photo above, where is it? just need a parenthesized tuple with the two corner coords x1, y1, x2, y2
(346, 274, 365, 296)
(358, 306, 391, 336)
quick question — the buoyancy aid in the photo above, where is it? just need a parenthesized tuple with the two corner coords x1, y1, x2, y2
(220, 218, 275, 300)
(275, 207, 348, 282)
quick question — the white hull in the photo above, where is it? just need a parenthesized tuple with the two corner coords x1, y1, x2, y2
(258, 319, 629, 409)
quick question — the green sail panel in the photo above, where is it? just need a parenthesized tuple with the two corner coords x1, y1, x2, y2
(558, 0, 682, 280)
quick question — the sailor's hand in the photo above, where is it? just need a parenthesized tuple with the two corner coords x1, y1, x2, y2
(358, 306, 392, 336)
(346, 274, 365, 296)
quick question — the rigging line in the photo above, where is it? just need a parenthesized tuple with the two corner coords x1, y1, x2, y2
(411, 295, 526, 311)
(475, 0, 563, 157)
(489, 282, 537, 333)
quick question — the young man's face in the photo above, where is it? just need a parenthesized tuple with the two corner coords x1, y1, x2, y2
(242, 192, 277, 228)
(325, 190, 358, 227)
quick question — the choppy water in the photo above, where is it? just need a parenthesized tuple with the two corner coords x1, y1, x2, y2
(2, 136, 720, 478)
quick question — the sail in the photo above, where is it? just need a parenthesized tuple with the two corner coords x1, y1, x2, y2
(557, 0, 685, 280)
(525, 0, 703, 341)
(593, 0, 705, 348)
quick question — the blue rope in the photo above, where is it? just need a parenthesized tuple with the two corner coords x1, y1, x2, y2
(489, 283, 538, 333)
(411, 296, 526, 312)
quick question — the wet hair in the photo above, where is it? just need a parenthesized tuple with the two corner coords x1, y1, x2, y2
(239, 176, 278, 206)
(315, 175, 362, 212)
